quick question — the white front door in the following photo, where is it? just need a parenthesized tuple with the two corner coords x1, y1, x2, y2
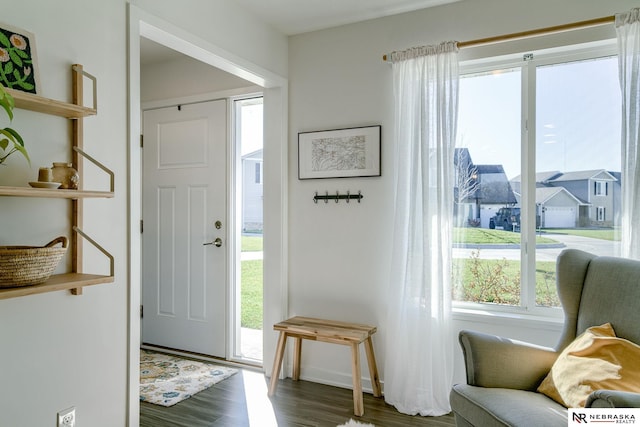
(142, 100, 227, 358)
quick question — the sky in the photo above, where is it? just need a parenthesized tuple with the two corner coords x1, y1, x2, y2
(457, 55, 621, 180)
(239, 101, 263, 156)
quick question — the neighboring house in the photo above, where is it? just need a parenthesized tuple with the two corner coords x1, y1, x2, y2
(545, 170, 619, 227)
(242, 149, 264, 233)
(511, 171, 562, 194)
(535, 186, 584, 228)
(454, 148, 518, 228)
(512, 169, 620, 227)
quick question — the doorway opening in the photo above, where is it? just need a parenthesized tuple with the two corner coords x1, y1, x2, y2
(129, 7, 288, 423)
(232, 96, 264, 364)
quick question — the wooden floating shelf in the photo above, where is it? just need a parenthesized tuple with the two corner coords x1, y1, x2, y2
(5, 87, 96, 119)
(0, 186, 113, 199)
(0, 273, 114, 300)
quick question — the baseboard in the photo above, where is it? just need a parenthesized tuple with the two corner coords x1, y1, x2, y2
(282, 363, 385, 395)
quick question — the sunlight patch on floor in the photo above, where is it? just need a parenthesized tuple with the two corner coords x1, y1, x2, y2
(242, 370, 278, 427)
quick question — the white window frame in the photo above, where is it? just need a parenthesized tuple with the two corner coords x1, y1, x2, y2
(230, 93, 264, 364)
(595, 180, 607, 196)
(596, 206, 606, 222)
(454, 40, 619, 319)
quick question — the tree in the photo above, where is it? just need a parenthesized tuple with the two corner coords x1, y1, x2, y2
(454, 148, 479, 226)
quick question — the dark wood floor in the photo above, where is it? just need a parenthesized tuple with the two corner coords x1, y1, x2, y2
(140, 367, 456, 427)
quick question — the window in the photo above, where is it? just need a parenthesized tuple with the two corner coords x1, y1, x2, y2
(255, 162, 262, 184)
(594, 181, 607, 196)
(233, 96, 264, 363)
(453, 45, 622, 313)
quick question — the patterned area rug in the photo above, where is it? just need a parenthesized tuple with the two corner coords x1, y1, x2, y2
(140, 350, 238, 407)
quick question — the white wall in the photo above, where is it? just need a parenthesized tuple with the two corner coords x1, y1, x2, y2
(0, 0, 288, 425)
(0, 1, 128, 426)
(287, 0, 639, 391)
(141, 56, 257, 103)
(132, 0, 288, 79)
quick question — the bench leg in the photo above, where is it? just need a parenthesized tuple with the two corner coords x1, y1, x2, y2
(351, 342, 364, 416)
(364, 336, 382, 397)
(292, 336, 302, 381)
(268, 331, 287, 397)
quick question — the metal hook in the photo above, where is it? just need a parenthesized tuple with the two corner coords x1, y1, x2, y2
(346, 190, 350, 203)
(314, 191, 318, 203)
(358, 190, 362, 203)
(325, 191, 329, 203)
(335, 191, 339, 203)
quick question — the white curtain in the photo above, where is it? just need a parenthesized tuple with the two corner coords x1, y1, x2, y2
(617, 8, 640, 259)
(384, 41, 458, 416)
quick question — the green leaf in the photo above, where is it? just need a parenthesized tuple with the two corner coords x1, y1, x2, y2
(0, 99, 14, 121)
(18, 81, 34, 91)
(9, 49, 22, 67)
(0, 128, 29, 165)
(0, 128, 17, 144)
(15, 49, 28, 59)
(4, 88, 14, 109)
(12, 143, 29, 164)
(4, 61, 13, 75)
(0, 33, 9, 48)
(3, 127, 23, 146)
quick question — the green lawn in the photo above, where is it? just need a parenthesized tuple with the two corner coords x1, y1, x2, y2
(541, 228, 619, 241)
(454, 227, 557, 244)
(241, 259, 263, 329)
(241, 235, 263, 330)
(242, 235, 263, 251)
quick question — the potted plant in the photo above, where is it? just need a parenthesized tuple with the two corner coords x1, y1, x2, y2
(0, 84, 29, 166)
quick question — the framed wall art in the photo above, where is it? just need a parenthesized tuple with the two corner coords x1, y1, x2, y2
(0, 23, 40, 94)
(298, 125, 381, 179)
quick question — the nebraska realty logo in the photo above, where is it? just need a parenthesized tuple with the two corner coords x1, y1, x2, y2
(569, 409, 639, 425)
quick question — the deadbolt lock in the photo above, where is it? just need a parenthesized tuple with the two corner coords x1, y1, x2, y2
(215, 220, 222, 229)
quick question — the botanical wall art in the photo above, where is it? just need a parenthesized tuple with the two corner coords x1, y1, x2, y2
(0, 23, 39, 94)
(298, 125, 381, 179)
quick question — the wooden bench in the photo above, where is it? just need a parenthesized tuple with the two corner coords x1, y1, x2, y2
(267, 316, 382, 416)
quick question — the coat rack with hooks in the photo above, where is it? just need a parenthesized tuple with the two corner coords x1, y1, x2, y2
(313, 191, 363, 204)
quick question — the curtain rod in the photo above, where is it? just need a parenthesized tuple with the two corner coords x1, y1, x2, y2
(382, 15, 615, 61)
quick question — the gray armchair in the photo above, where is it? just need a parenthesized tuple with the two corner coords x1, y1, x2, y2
(450, 249, 640, 426)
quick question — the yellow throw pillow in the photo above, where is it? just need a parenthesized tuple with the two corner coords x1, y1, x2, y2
(537, 323, 640, 408)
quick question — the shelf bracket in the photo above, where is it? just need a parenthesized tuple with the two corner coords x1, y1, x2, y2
(72, 64, 97, 111)
(73, 147, 115, 192)
(71, 226, 115, 295)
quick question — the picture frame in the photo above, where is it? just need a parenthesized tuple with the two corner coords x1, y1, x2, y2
(298, 125, 381, 179)
(0, 23, 40, 94)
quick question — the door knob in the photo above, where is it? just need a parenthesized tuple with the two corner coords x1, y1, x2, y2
(203, 237, 223, 247)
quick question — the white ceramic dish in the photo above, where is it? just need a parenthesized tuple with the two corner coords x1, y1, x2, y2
(29, 181, 62, 189)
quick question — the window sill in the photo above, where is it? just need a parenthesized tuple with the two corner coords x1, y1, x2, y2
(453, 306, 563, 332)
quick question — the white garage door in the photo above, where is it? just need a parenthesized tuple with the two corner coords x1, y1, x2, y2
(545, 206, 575, 228)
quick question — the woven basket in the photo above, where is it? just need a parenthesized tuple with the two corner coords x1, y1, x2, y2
(0, 236, 68, 287)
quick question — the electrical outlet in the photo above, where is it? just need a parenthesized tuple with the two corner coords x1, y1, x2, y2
(57, 407, 75, 427)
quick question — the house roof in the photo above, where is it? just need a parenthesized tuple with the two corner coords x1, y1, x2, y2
(476, 164, 506, 174)
(510, 171, 562, 184)
(536, 186, 586, 205)
(609, 171, 622, 181)
(548, 169, 618, 182)
(242, 148, 263, 160)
